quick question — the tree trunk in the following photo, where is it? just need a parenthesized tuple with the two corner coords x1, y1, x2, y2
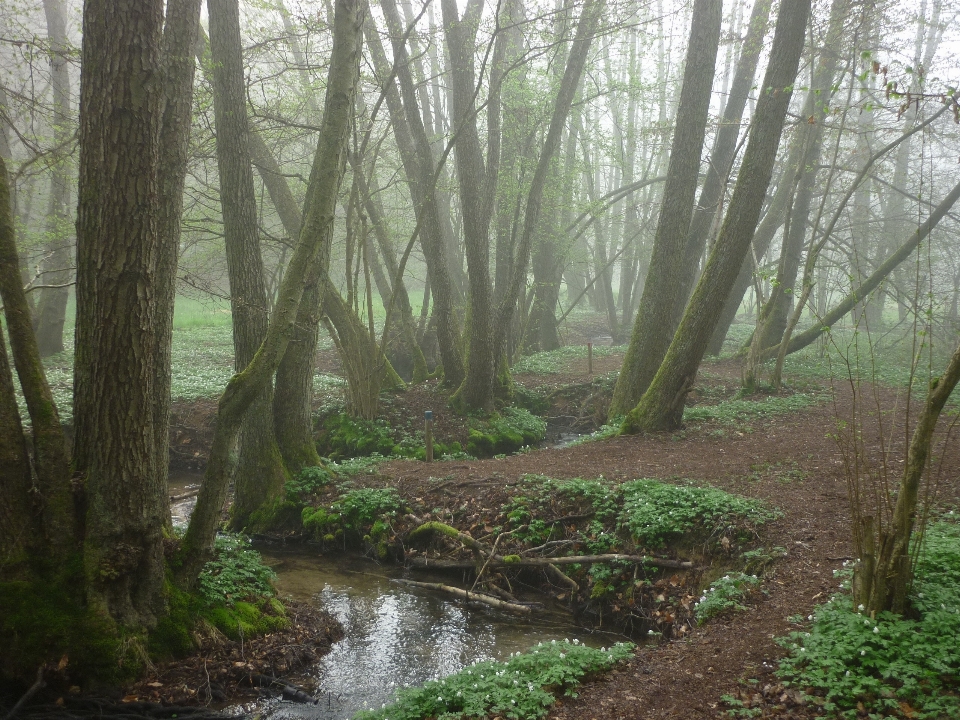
(32, 0, 73, 358)
(861, 337, 960, 614)
(73, 0, 168, 627)
(178, 0, 361, 587)
(0, 153, 73, 560)
(155, 0, 203, 523)
(0, 157, 43, 576)
(609, 0, 723, 419)
(623, 0, 811, 433)
(372, 0, 465, 386)
(208, 0, 288, 529)
(681, 0, 772, 304)
(493, 0, 604, 382)
(746, 0, 849, 383)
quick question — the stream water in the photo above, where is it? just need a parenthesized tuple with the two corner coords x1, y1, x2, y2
(249, 548, 624, 720)
(168, 473, 624, 720)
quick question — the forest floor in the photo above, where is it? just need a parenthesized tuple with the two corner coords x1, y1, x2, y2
(157, 316, 960, 719)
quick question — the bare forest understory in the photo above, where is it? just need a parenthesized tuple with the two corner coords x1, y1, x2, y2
(147, 324, 960, 720)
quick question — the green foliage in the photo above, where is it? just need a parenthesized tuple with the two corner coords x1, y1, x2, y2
(302, 487, 403, 548)
(334, 488, 402, 531)
(567, 417, 623, 446)
(467, 407, 547, 458)
(285, 465, 333, 497)
(619, 480, 779, 548)
(354, 640, 635, 720)
(694, 573, 762, 624)
(776, 521, 960, 718)
(195, 534, 277, 607)
(317, 413, 464, 462)
(512, 344, 623, 375)
(682, 393, 821, 428)
(512, 384, 551, 413)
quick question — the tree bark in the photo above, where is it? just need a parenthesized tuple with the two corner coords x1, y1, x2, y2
(0, 156, 73, 560)
(73, 0, 168, 627)
(681, 0, 772, 305)
(623, 0, 811, 433)
(863, 337, 960, 614)
(493, 0, 604, 383)
(372, 0, 465, 386)
(0, 157, 43, 576)
(178, 0, 361, 588)
(609, 0, 723, 419)
(32, 0, 73, 358)
(207, 0, 288, 529)
(155, 0, 203, 522)
(746, 0, 849, 381)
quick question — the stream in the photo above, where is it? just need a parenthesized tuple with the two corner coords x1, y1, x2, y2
(167, 473, 624, 720)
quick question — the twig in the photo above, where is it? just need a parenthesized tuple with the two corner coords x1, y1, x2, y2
(3, 665, 44, 720)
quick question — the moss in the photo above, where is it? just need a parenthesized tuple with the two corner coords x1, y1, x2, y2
(502, 554, 521, 564)
(149, 586, 197, 659)
(202, 599, 288, 641)
(245, 495, 303, 534)
(0, 568, 142, 685)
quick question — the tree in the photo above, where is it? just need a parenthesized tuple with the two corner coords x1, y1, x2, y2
(178, 0, 363, 587)
(31, 0, 74, 357)
(207, 0, 289, 528)
(623, 0, 811, 434)
(608, 0, 723, 419)
(72, 0, 169, 627)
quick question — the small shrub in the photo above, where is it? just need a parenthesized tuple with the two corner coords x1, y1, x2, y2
(695, 573, 761, 624)
(354, 640, 634, 720)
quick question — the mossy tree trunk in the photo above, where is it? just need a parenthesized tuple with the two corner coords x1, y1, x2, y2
(0, 157, 43, 575)
(623, 0, 811, 434)
(73, 0, 169, 627)
(608, 0, 723, 419)
(178, 0, 362, 588)
(207, 0, 289, 529)
(0, 158, 72, 562)
(371, 0, 465, 386)
(856, 340, 960, 614)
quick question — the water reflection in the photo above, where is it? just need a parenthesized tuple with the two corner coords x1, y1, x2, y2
(255, 548, 622, 720)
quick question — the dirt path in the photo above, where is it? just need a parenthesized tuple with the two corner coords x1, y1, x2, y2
(371, 359, 960, 719)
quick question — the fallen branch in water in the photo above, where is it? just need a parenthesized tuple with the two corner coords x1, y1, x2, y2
(407, 554, 693, 570)
(393, 579, 532, 614)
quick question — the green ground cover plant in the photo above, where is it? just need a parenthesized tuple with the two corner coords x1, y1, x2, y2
(353, 640, 635, 720)
(301, 487, 404, 555)
(619, 480, 780, 548)
(467, 407, 547, 457)
(512, 344, 624, 375)
(775, 520, 960, 719)
(694, 572, 762, 624)
(316, 413, 464, 460)
(501, 476, 778, 560)
(682, 392, 822, 428)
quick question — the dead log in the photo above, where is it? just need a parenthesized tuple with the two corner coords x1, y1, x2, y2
(407, 554, 693, 570)
(393, 579, 532, 614)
